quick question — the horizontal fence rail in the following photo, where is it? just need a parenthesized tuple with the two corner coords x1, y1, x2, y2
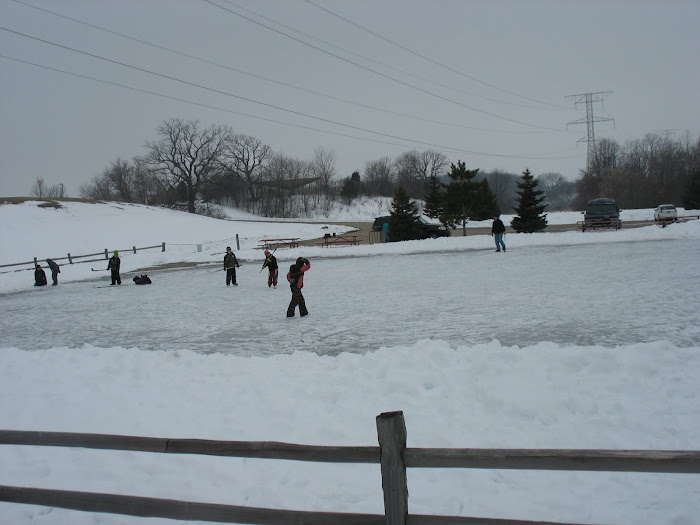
(0, 430, 380, 463)
(1, 412, 699, 525)
(403, 448, 700, 473)
(0, 243, 166, 273)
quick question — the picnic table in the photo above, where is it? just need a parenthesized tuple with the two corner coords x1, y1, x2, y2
(318, 234, 361, 247)
(258, 238, 300, 250)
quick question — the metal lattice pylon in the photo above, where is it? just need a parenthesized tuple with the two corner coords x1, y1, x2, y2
(567, 91, 615, 171)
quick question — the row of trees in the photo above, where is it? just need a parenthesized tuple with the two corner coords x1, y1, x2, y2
(577, 132, 700, 209)
(79, 119, 337, 217)
(388, 165, 549, 240)
(34, 118, 697, 216)
(74, 118, 579, 218)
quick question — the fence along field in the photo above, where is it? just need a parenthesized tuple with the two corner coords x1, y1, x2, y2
(1, 411, 699, 524)
(0, 243, 166, 274)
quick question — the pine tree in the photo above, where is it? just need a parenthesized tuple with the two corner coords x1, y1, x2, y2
(423, 175, 444, 219)
(388, 186, 422, 242)
(440, 161, 497, 235)
(511, 168, 548, 233)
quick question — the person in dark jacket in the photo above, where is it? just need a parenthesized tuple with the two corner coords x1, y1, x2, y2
(491, 215, 506, 252)
(286, 257, 310, 317)
(224, 246, 240, 286)
(107, 250, 121, 285)
(34, 264, 47, 286)
(46, 258, 60, 286)
(261, 249, 278, 288)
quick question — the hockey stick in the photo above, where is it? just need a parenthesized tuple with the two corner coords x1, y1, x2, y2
(91, 268, 109, 272)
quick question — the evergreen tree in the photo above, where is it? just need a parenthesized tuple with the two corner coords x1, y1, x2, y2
(682, 170, 700, 209)
(423, 174, 444, 219)
(388, 186, 422, 242)
(440, 161, 497, 235)
(511, 168, 548, 233)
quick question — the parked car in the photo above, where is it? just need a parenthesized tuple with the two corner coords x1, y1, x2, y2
(371, 215, 451, 240)
(654, 204, 677, 222)
(582, 198, 621, 231)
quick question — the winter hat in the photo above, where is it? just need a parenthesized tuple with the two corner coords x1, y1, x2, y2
(114, 250, 119, 257)
(264, 250, 270, 255)
(296, 257, 305, 266)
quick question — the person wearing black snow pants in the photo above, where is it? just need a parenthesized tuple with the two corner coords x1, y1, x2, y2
(224, 246, 240, 286)
(107, 251, 121, 285)
(287, 257, 310, 317)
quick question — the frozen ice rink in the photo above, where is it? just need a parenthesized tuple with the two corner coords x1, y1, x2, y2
(3, 238, 699, 355)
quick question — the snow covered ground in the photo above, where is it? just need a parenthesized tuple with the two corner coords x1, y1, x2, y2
(1, 200, 699, 524)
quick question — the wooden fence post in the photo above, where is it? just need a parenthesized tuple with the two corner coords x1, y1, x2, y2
(104, 249, 109, 259)
(161, 242, 165, 252)
(67, 253, 73, 264)
(236, 234, 240, 251)
(33, 257, 38, 268)
(133, 246, 136, 254)
(376, 411, 408, 525)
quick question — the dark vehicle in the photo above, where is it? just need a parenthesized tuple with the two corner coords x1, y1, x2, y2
(582, 198, 621, 231)
(371, 216, 451, 240)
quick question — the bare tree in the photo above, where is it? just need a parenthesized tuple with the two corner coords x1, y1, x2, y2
(394, 150, 449, 199)
(220, 133, 272, 212)
(394, 150, 423, 198)
(146, 119, 230, 213)
(537, 172, 576, 210)
(364, 156, 395, 196)
(309, 147, 337, 196)
(44, 183, 66, 198)
(30, 178, 45, 198)
(483, 169, 518, 214)
(80, 174, 113, 200)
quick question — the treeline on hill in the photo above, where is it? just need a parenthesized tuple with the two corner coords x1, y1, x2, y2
(33, 118, 698, 217)
(576, 132, 700, 210)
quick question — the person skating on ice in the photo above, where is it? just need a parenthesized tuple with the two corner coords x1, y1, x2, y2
(286, 257, 310, 317)
(491, 215, 506, 252)
(46, 258, 60, 285)
(107, 250, 121, 285)
(261, 249, 278, 288)
(224, 246, 240, 286)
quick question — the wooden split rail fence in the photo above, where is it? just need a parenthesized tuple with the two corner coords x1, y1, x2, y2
(1, 411, 699, 524)
(0, 243, 166, 274)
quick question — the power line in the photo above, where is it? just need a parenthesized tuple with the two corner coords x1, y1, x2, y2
(222, 0, 570, 113)
(303, 0, 571, 110)
(0, 50, 580, 162)
(201, 0, 565, 132)
(8, 0, 559, 136)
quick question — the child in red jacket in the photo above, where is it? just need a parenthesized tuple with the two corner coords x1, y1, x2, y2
(286, 257, 310, 317)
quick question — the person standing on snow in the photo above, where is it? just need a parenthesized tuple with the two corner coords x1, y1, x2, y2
(46, 258, 60, 286)
(34, 264, 47, 286)
(107, 250, 121, 285)
(286, 257, 310, 317)
(491, 215, 506, 252)
(261, 249, 278, 288)
(224, 246, 240, 286)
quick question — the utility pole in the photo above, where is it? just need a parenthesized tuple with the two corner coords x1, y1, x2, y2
(567, 91, 614, 172)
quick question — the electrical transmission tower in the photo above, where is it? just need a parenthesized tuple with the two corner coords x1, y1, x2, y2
(567, 91, 614, 171)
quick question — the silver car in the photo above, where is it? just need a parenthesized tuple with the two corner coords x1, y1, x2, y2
(654, 204, 677, 221)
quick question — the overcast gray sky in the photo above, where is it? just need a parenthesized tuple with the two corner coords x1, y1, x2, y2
(1, 0, 698, 197)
